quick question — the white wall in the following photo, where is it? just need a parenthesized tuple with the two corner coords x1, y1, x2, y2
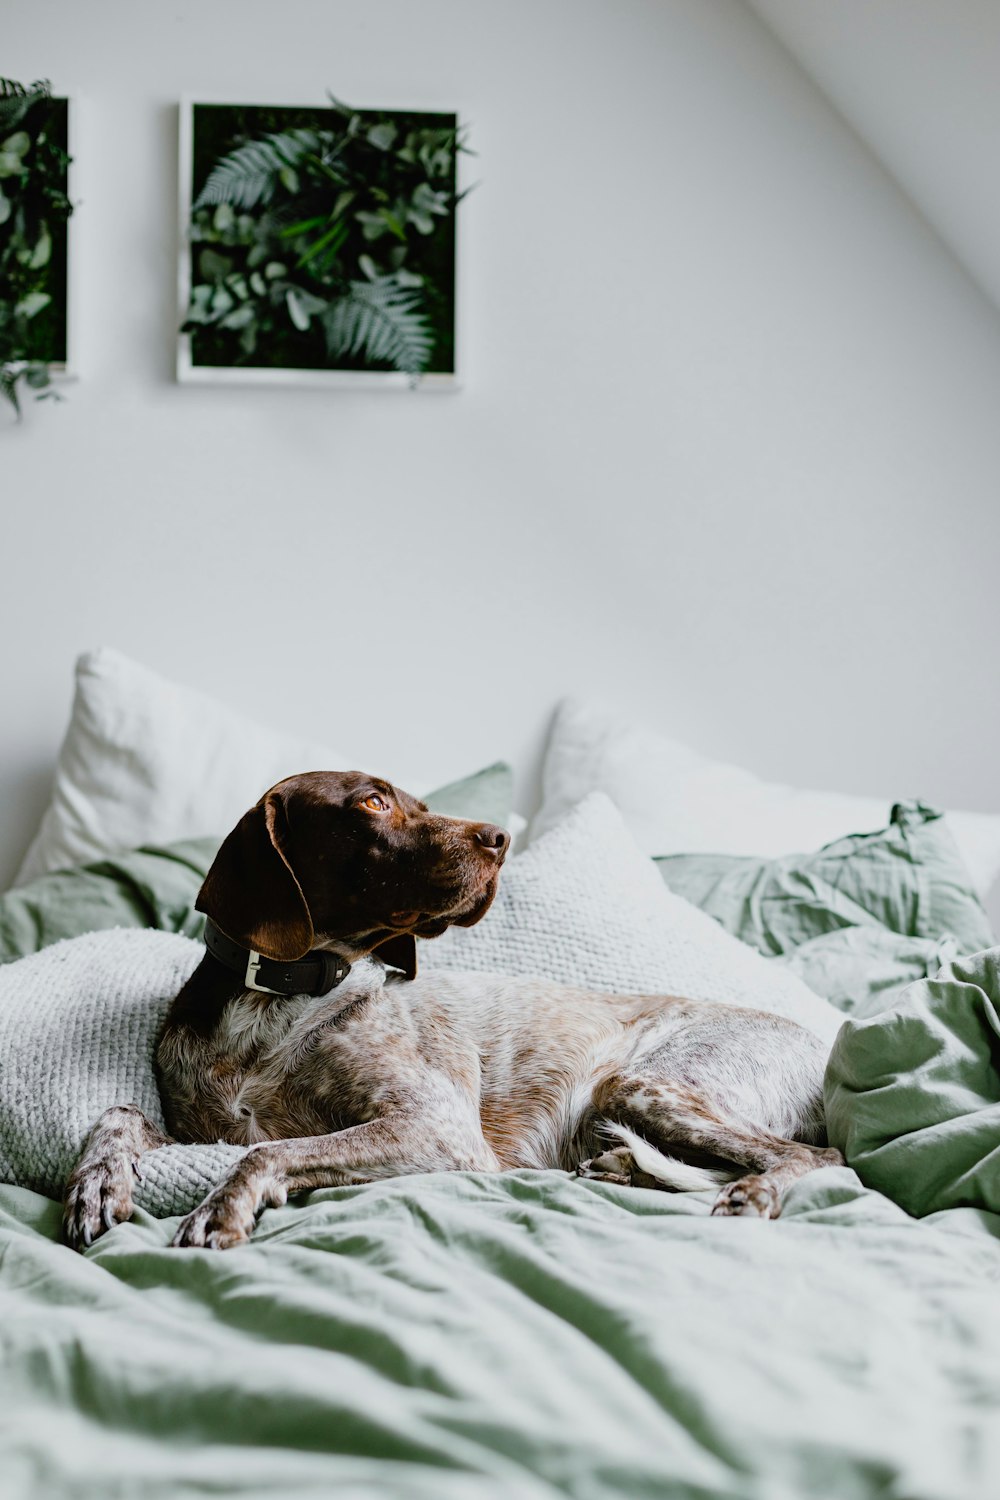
(750, 0, 1000, 313)
(3, 0, 1000, 891)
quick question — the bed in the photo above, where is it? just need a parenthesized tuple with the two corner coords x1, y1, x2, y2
(2, 650, 999, 1500)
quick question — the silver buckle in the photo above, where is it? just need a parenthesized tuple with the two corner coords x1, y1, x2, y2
(245, 949, 279, 994)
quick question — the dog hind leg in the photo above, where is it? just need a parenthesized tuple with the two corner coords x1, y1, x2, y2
(580, 1073, 842, 1219)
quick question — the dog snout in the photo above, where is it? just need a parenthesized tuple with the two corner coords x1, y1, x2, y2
(474, 825, 510, 860)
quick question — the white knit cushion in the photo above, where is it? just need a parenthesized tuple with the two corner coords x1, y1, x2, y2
(421, 793, 844, 1047)
(531, 697, 1000, 901)
(0, 928, 247, 1214)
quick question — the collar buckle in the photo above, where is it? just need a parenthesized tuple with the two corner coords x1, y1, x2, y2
(245, 949, 280, 995)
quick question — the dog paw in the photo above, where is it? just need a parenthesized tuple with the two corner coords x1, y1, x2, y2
(576, 1147, 636, 1186)
(63, 1154, 137, 1251)
(171, 1191, 257, 1250)
(711, 1174, 782, 1219)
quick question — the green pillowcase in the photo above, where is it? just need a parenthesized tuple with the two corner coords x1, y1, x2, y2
(422, 761, 513, 827)
(0, 839, 218, 965)
(655, 802, 995, 1015)
(0, 761, 515, 965)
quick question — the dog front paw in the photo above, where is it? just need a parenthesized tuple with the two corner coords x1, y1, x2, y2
(171, 1176, 272, 1250)
(63, 1152, 137, 1251)
(172, 1152, 288, 1250)
(171, 1194, 254, 1250)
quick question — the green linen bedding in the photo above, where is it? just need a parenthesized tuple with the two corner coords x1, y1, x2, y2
(2, 1167, 998, 1500)
(656, 802, 995, 1015)
(4, 783, 1000, 1497)
(0, 838, 219, 964)
(826, 946, 1000, 1220)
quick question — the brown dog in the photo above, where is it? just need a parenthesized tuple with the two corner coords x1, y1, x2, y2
(64, 771, 842, 1251)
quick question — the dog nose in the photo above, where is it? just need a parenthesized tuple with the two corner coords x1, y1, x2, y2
(475, 825, 510, 858)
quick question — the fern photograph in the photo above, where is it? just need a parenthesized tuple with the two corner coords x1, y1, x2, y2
(179, 98, 462, 386)
(0, 79, 72, 415)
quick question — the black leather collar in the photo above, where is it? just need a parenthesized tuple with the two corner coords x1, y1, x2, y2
(204, 918, 351, 997)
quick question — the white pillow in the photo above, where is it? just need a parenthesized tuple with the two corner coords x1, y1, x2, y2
(17, 649, 526, 885)
(421, 792, 844, 1047)
(0, 927, 249, 1213)
(531, 698, 1000, 900)
(16, 649, 356, 882)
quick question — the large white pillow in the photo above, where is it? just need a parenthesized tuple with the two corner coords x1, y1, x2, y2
(421, 792, 844, 1047)
(531, 698, 1000, 901)
(17, 649, 526, 885)
(16, 649, 355, 882)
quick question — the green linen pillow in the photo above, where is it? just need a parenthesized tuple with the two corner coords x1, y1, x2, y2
(0, 761, 515, 965)
(0, 840, 218, 965)
(824, 948, 1000, 1218)
(422, 761, 513, 827)
(655, 802, 995, 1015)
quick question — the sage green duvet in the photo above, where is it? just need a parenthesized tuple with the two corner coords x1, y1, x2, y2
(826, 947, 1000, 1221)
(2, 1165, 999, 1500)
(3, 798, 1000, 1498)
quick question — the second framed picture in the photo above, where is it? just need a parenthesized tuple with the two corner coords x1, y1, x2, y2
(177, 96, 465, 390)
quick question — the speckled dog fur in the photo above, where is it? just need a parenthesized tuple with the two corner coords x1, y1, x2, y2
(64, 771, 843, 1252)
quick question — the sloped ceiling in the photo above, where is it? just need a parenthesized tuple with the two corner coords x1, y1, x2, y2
(747, 0, 1000, 313)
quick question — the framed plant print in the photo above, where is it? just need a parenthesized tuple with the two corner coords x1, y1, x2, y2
(177, 96, 465, 390)
(0, 80, 77, 416)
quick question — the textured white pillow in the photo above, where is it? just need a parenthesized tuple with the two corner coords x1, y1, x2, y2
(0, 927, 248, 1213)
(421, 793, 844, 1046)
(15, 649, 355, 883)
(531, 698, 1000, 900)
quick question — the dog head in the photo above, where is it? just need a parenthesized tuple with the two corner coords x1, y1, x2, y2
(196, 771, 510, 980)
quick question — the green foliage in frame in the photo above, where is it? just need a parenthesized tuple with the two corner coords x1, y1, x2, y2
(0, 79, 72, 417)
(183, 96, 466, 380)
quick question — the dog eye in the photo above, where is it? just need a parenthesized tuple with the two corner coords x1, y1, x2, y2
(362, 794, 390, 812)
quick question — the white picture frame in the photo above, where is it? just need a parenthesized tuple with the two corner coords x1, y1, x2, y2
(60, 93, 81, 383)
(176, 95, 463, 391)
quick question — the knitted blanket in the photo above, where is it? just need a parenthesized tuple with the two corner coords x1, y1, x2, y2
(0, 928, 248, 1216)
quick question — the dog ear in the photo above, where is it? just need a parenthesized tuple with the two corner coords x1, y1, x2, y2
(372, 933, 417, 981)
(196, 791, 314, 961)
